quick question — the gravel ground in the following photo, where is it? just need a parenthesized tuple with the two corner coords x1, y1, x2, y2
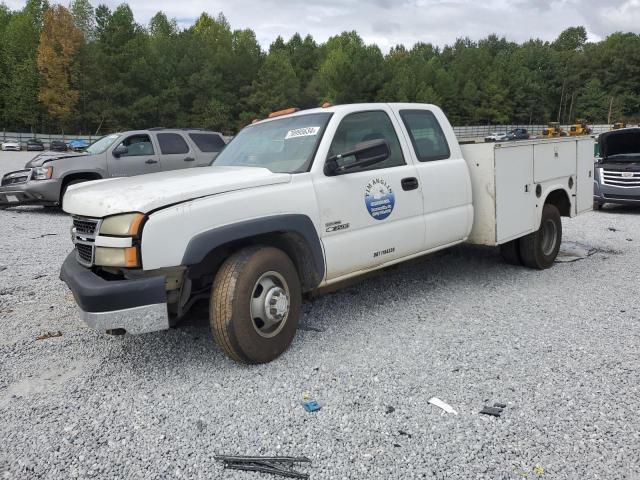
(1, 151, 639, 480)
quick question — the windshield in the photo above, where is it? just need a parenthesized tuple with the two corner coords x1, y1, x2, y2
(214, 112, 332, 173)
(85, 134, 120, 155)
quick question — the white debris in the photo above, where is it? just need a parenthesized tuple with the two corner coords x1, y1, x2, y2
(428, 397, 458, 415)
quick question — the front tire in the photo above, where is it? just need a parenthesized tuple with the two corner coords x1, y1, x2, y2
(210, 246, 301, 364)
(519, 204, 562, 269)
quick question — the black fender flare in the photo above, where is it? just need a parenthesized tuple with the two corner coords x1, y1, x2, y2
(181, 214, 325, 289)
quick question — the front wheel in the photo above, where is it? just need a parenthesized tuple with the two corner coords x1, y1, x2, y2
(210, 246, 301, 364)
(519, 204, 562, 269)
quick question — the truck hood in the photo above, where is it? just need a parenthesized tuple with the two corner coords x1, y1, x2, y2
(63, 166, 291, 217)
(26, 151, 89, 167)
(598, 128, 640, 160)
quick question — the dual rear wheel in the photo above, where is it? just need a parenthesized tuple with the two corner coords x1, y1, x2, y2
(500, 204, 562, 269)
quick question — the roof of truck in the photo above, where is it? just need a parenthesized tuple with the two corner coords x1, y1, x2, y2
(253, 103, 439, 125)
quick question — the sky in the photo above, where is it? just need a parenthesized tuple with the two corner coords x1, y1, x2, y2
(5, 0, 640, 50)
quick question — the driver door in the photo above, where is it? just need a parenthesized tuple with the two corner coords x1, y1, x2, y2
(107, 134, 162, 177)
(312, 109, 425, 280)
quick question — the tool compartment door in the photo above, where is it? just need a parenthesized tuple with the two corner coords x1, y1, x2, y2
(495, 145, 536, 243)
(575, 138, 595, 214)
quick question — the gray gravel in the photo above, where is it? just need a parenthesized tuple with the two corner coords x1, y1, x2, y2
(1, 151, 639, 479)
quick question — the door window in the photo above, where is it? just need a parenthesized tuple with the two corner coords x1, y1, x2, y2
(119, 135, 154, 157)
(157, 133, 190, 154)
(399, 110, 450, 162)
(327, 111, 405, 173)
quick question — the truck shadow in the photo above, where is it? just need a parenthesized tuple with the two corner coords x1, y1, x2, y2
(597, 204, 640, 215)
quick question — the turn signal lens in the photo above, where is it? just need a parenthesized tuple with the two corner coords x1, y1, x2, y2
(95, 246, 140, 268)
(100, 213, 145, 236)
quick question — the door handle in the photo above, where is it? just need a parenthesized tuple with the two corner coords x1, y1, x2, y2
(145, 159, 158, 164)
(183, 157, 195, 162)
(401, 177, 419, 191)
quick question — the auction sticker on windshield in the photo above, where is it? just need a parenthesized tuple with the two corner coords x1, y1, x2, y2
(285, 127, 320, 139)
(365, 178, 395, 220)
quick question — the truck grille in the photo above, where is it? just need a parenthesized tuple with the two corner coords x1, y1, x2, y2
(1, 169, 31, 186)
(602, 169, 640, 187)
(73, 217, 99, 236)
(72, 216, 101, 267)
(76, 243, 94, 265)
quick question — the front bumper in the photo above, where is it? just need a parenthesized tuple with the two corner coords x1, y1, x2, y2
(59, 252, 170, 334)
(0, 178, 61, 206)
(594, 181, 640, 206)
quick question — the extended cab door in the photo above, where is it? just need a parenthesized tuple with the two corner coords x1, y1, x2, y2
(312, 108, 425, 280)
(107, 133, 161, 177)
(392, 106, 473, 249)
(154, 132, 199, 171)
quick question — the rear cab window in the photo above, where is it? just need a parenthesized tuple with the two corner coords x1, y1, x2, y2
(157, 133, 190, 155)
(399, 110, 450, 162)
(189, 133, 226, 153)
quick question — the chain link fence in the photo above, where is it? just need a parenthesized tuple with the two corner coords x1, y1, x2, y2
(0, 124, 624, 148)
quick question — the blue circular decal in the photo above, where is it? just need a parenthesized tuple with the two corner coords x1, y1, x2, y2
(365, 178, 395, 220)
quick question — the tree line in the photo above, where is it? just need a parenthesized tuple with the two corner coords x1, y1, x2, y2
(1, 0, 639, 135)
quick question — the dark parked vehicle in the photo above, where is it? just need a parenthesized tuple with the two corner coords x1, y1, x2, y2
(0, 128, 227, 208)
(501, 128, 530, 141)
(26, 139, 45, 151)
(50, 140, 68, 152)
(593, 127, 640, 209)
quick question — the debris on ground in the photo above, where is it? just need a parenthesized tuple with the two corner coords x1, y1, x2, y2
(385, 405, 395, 414)
(533, 464, 545, 475)
(398, 430, 412, 438)
(0, 266, 6, 272)
(36, 331, 62, 341)
(555, 242, 597, 262)
(428, 397, 458, 415)
(215, 455, 311, 479)
(608, 227, 617, 232)
(301, 400, 321, 412)
(480, 404, 505, 417)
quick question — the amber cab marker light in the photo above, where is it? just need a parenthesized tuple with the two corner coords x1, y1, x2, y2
(322, 102, 332, 108)
(268, 107, 299, 118)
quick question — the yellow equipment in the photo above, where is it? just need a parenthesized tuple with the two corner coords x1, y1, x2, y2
(612, 122, 626, 130)
(569, 119, 592, 136)
(541, 122, 566, 137)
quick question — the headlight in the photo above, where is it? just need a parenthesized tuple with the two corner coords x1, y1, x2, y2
(99, 213, 145, 236)
(32, 166, 53, 180)
(95, 246, 140, 268)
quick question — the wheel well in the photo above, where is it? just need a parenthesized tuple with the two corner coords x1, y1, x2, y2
(544, 189, 571, 217)
(187, 232, 322, 293)
(61, 172, 102, 193)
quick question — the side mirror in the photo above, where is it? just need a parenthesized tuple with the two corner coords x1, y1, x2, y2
(325, 139, 390, 176)
(112, 145, 128, 158)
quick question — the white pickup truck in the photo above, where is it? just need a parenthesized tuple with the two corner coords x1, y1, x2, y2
(60, 103, 594, 363)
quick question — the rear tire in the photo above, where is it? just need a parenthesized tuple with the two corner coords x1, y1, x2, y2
(519, 204, 562, 269)
(210, 246, 301, 364)
(500, 239, 523, 265)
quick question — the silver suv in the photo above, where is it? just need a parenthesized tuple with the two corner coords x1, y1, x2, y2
(0, 128, 227, 208)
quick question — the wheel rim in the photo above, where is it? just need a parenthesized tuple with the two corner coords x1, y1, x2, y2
(250, 271, 290, 338)
(541, 219, 558, 256)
